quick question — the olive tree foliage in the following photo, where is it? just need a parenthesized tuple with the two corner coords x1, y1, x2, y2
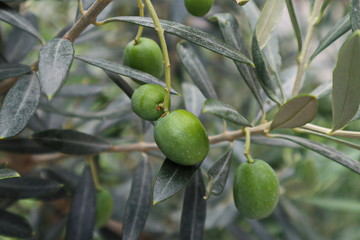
(0, 0, 359, 239)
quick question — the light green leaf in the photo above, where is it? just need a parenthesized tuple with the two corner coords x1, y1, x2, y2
(39, 38, 74, 100)
(285, 0, 302, 53)
(102, 16, 254, 66)
(271, 95, 317, 130)
(256, 0, 285, 49)
(203, 99, 252, 126)
(332, 31, 360, 131)
(351, 0, 360, 31)
(301, 198, 360, 212)
(0, 169, 20, 180)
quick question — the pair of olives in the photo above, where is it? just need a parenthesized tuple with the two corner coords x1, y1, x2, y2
(185, 0, 214, 17)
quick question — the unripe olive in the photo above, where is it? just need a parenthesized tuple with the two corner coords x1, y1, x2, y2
(131, 84, 168, 121)
(95, 188, 113, 227)
(185, 0, 214, 17)
(154, 109, 209, 166)
(233, 160, 279, 220)
(123, 37, 164, 79)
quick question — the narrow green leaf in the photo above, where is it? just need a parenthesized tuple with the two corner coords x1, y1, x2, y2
(177, 41, 218, 99)
(39, 38, 74, 100)
(247, 136, 300, 148)
(332, 31, 360, 131)
(75, 56, 178, 94)
(0, 9, 44, 44)
(203, 98, 252, 126)
(0, 177, 63, 199)
(256, 0, 286, 49)
(252, 33, 281, 104)
(311, 14, 352, 61)
(123, 154, 152, 240)
(207, 145, 233, 196)
(0, 73, 40, 139)
(102, 16, 254, 66)
(0, 63, 31, 81)
(105, 71, 134, 99)
(210, 13, 264, 111)
(0, 169, 20, 180)
(351, 0, 360, 31)
(0, 209, 33, 238)
(301, 198, 360, 212)
(153, 159, 198, 204)
(65, 165, 96, 240)
(271, 95, 318, 130)
(32, 129, 111, 155)
(182, 82, 206, 117)
(285, 0, 302, 53)
(274, 134, 360, 174)
(180, 169, 206, 240)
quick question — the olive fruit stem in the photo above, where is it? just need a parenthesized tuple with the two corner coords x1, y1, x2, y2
(88, 157, 101, 190)
(291, 0, 324, 97)
(134, 0, 145, 44)
(143, 0, 172, 113)
(243, 127, 255, 163)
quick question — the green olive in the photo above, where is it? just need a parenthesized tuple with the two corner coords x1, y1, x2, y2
(233, 160, 279, 220)
(123, 37, 164, 79)
(131, 84, 168, 121)
(154, 109, 209, 166)
(95, 188, 113, 227)
(185, 0, 214, 17)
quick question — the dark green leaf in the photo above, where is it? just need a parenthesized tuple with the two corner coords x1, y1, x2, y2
(75, 56, 178, 94)
(182, 82, 206, 117)
(207, 145, 233, 196)
(332, 31, 360, 131)
(180, 169, 206, 240)
(42, 167, 78, 192)
(105, 71, 134, 99)
(5, 12, 38, 63)
(0, 9, 44, 43)
(0, 209, 33, 238)
(256, 0, 285, 49)
(0, 177, 63, 199)
(271, 95, 318, 130)
(252, 33, 281, 104)
(0, 138, 56, 154)
(351, 0, 360, 31)
(39, 38, 74, 100)
(0, 169, 19, 180)
(274, 134, 360, 174)
(153, 159, 198, 204)
(311, 14, 351, 61)
(0, 73, 40, 139)
(0, 63, 31, 81)
(210, 13, 264, 110)
(32, 129, 111, 155)
(123, 154, 152, 240)
(102, 16, 254, 66)
(246, 136, 300, 148)
(65, 165, 96, 240)
(285, 0, 302, 53)
(177, 41, 217, 99)
(203, 98, 252, 126)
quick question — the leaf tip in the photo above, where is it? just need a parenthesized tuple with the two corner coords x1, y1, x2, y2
(153, 200, 159, 205)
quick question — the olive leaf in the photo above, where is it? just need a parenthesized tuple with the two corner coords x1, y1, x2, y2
(301, 198, 360, 212)
(0, 138, 55, 154)
(153, 159, 198, 204)
(0, 169, 20, 180)
(285, 0, 302, 53)
(206, 145, 233, 196)
(0, 9, 44, 44)
(256, 0, 285, 49)
(0, 63, 31, 81)
(332, 30, 360, 131)
(105, 71, 134, 99)
(351, 0, 360, 31)
(270, 95, 318, 130)
(39, 38, 74, 100)
(274, 135, 360, 174)
(182, 82, 206, 117)
(203, 99, 252, 126)
(102, 16, 254, 66)
(311, 14, 352, 61)
(210, 13, 264, 111)
(180, 169, 206, 240)
(65, 165, 96, 240)
(32, 129, 111, 155)
(0, 73, 40, 139)
(177, 41, 218, 99)
(0, 209, 33, 238)
(123, 154, 152, 240)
